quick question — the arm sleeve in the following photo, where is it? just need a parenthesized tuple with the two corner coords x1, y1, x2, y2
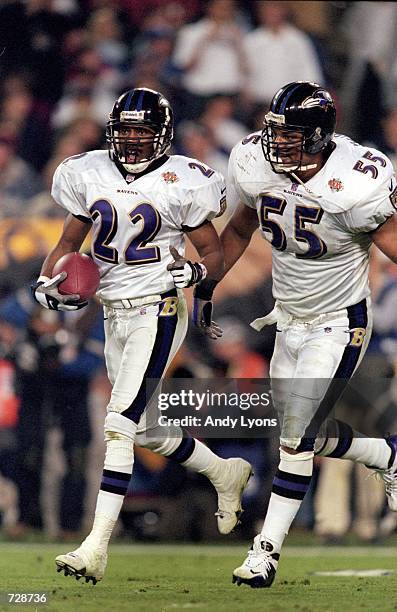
(51, 162, 90, 219)
(343, 172, 397, 233)
(182, 173, 226, 228)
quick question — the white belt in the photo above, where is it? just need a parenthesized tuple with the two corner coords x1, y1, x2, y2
(251, 302, 348, 332)
(100, 294, 163, 310)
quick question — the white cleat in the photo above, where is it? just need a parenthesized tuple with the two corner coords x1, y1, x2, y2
(377, 435, 397, 512)
(213, 458, 253, 534)
(232, 534, 280, 588)
(55, 546, 107, 585)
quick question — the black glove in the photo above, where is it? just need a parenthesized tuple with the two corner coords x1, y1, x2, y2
(32, 273, 88, 311)
(193, 280, 222, 340)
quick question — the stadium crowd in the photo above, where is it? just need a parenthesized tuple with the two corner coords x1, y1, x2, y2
(1, 0, 397, 544)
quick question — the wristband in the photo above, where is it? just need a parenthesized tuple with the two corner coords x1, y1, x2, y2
(193, 278, 218, 301)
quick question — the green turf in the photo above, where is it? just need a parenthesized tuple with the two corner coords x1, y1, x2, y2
(0, 543, 396, 612)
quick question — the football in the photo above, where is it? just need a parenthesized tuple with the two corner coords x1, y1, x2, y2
(52, 252, 100, 300)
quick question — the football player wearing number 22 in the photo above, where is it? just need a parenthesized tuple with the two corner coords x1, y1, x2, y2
(32, 88, 253, 584)
(222, 81, 397, 588)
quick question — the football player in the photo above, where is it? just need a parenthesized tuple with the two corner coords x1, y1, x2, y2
(32, 88, 252, 583)
(221, 81, 397, 588)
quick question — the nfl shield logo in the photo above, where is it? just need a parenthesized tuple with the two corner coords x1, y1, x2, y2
(126, 174, 135, 183)
(328, 178, 343, 192)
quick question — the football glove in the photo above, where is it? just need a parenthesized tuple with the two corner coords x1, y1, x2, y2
(193, 280, 223, 340)
(32, 273, 88, 311)
(167, 246, 207, 288)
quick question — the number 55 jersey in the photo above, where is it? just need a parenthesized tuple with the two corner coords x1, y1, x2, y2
(51, 151, 225, 300)
(228, 133, 397, 317)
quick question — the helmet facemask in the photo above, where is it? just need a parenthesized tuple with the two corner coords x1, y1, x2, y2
(262, 112, 321, 174)
(106, 112, 173, 173)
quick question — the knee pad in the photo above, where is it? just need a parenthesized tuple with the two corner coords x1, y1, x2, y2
(135, 424, 183, 456)
(104, 411, 137, 442)
(279, 448, 314, 477)
(280, 448, 314, 462)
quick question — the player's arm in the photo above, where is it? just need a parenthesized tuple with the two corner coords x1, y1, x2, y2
(167, 221, 224, 339)
(41, 214, 91, 276)
(220, 202, 259, 278)
(32, 214, 92, 311)
(186, 220, 224, 281)
(371, 215, 397, 263)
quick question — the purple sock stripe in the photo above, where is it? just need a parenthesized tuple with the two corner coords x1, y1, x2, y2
(102, 469, 131, 482)
(101, 475, 131, 488)
(272, 477, 309, 493)
(168, 437, 195, 463)
(276, 469, 311, 485)
(272, 484, 306, 501)
(100, 482, 128, 495)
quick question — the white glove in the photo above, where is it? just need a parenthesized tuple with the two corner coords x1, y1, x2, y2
(167, 246, 207, 288)
(32, 273, 88, 311)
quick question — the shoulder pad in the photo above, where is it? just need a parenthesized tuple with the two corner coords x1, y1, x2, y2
(319, 135, 394, 213)
(61, 150, 107, 174)
(169, 155, 224, 189)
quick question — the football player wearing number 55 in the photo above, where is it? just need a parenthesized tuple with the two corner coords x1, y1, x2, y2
(32, 88, 252, 584)
(222, 81, 397, 588)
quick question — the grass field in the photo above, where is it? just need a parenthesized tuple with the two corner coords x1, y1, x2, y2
(0, 543, 396, 611)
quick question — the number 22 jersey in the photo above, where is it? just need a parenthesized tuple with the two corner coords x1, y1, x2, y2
(227, 133, 397, 317)
(51, 151, 225, 300)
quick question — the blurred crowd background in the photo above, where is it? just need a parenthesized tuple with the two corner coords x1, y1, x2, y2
(1, 0, 397, 546)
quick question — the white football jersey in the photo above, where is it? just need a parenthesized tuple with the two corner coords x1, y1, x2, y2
(228, 133, 397, 317)
(52, 151, 225, 300)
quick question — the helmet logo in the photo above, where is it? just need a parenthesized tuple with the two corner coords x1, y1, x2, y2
(121, 110, 146, 120)
(301, 96, 328, 108)
(328, 178, 343, 192)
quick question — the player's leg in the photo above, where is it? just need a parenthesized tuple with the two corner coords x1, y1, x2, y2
(135, 297, 252, 534)
(55, 300, 175, 582)
(312, 304, 397, 508)
(136, 420, 252, 534)
(315, 418, 397, 508)
(233, 326, 298, 588)
(234, 303, 372, 588)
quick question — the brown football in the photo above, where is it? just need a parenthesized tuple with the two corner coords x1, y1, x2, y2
(52, 252, 100, 300)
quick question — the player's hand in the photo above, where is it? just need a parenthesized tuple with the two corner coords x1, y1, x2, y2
(167, 246, 207, 288)
(193, 296, 223, 340)
(32, 273, 88, 311)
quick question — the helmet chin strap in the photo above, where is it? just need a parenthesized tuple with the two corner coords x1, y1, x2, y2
(295, 162, 318, 171)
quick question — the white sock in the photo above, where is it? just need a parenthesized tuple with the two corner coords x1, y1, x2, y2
(261, 450, 313, 549)
(315, 420, 392, 470)
(84, 438, 134, 549)
(182, 439, 222, 480)
(342, 437, 392, 470)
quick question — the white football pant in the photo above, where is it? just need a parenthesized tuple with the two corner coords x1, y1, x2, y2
(269, 298, 372, 450)
(103, 289, 188, 441)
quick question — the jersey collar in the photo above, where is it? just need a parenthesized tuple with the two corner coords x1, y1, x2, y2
(114, 155, 169, 183)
